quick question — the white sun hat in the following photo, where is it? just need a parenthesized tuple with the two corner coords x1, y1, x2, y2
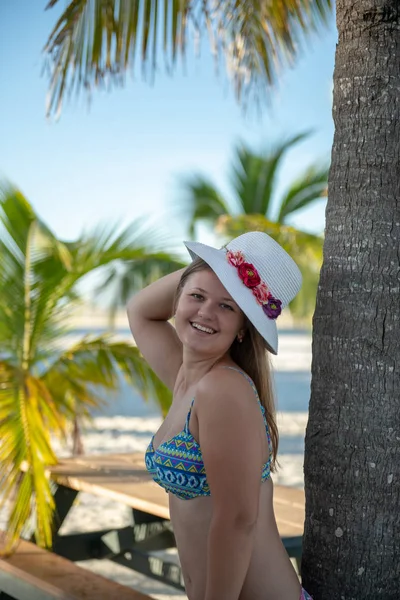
(184, 231, 302, 354)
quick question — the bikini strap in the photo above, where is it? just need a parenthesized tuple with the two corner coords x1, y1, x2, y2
(184, 397, 196, 434)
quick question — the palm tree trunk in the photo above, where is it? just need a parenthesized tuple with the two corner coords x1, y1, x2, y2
(72, 417, 85, 456)
(302, 2, 400, 598)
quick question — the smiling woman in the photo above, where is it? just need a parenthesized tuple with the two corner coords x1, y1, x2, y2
(126, 231, 309, 600)
(174, 269, 245, 356)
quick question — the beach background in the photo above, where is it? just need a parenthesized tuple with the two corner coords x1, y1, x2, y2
(1, 314, 311, 600)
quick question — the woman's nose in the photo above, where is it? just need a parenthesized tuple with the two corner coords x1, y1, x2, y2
(198, 302, 214, 319)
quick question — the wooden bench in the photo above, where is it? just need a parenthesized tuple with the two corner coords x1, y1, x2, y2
(0, 533, 152, 600)
(45, 452, 305, 587)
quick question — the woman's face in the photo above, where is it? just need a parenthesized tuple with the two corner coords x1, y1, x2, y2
(174, 268, 245, 357)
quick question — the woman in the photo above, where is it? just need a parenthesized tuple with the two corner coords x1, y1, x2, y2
(127, 231, 311, 600)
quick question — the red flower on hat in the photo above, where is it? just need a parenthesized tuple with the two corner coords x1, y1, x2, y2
(238, 263, 261, 288)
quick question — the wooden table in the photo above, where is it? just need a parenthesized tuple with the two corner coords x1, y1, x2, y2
(48, 453, 305, 591)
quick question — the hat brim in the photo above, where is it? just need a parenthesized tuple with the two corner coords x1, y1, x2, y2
(184, 241, 278, 354)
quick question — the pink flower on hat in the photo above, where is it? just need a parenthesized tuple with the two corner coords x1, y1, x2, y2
(226, 249, 245, 267)
(252, 282, 270, 305)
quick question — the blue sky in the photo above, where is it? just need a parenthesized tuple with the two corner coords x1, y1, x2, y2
(0, 2, 337, 248)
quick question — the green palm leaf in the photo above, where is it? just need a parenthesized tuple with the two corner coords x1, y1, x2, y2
(0, 373, 59, 551)
(0, 180, 179, 549)
(0, 186, 75, 368)
(43, 0, 332, 117)
(277, 163, 329, 222)
(42, 335, 172, 411)
(179, 132, 325, 233)
(231, 133, 310, 216)
(231, 147, 266, 215)
(44, 336, 172, 417)
(60, 216, 181, 273)
(101, 253, 187, 320)
(69, 217, 186, 316)
(178, 175, 232, 238)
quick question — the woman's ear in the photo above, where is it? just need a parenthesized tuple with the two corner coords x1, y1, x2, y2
(236, 329, 246, 343)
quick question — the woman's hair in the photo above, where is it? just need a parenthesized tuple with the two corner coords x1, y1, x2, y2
(174, 257, 279, 471)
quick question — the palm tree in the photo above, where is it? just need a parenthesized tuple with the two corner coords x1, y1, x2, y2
(0, 182, 185, 551)
(180, 133, 328, 231)
(178, 135, 327, 320)
(43, 0, 332, 118)
(301, 2, 400, 597)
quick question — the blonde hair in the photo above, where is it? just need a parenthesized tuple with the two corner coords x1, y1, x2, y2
(175, 258, 279, 470)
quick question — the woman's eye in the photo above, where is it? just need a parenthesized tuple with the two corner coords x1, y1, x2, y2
(221, 304, 234, 311)
(191, 293, 203, 300)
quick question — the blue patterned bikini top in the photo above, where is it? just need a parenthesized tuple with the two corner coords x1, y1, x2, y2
(145, 366, 272, 500)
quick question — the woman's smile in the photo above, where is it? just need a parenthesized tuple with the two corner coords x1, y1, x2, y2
(190, 321, 217, 335)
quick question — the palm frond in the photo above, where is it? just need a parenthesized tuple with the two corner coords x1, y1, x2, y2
(0, 335, 171, 549)
(277, 163, 329, 222)
(43, 0, 333, 117)
(69, 216, 182, 272)
(178, 175, 231, 238)
(64, 216, 185, 318)
(99, 253, 187, 320)
(1, 178, 181, 550)
(231, 146, 265, 214)
(0, 188, 34, 357)
(0, 184, 36, 257)
(231, 133, 311, 217)
(44, 0, 190, 117)
(45, 336, 172, 416)
(0, 374, 59, 550)
(10, 205, 183, 360)
(214, 0, 333, 106)
(0, 184, 77, 367)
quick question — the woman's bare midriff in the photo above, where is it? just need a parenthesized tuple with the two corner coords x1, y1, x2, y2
(169, 478, 302, 600)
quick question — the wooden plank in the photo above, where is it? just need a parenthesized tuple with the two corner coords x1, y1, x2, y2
(49, 453, 305, 537)
(50, 454, 169, 519)
(272, 485, 305, 536)
(0, 559, 73, 600)
(0, 534, 151, 600)
(273, 505, 304, 536)
(51, 473, 170, 521)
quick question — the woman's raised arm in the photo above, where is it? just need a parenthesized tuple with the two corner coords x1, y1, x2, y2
(126, 268, 186, 390)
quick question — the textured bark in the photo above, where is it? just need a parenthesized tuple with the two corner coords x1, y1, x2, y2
(302, 1, 400, 598)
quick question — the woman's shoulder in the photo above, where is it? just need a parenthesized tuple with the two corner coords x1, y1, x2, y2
(194, 365, 264, 448)
(196, 363, 256, 409)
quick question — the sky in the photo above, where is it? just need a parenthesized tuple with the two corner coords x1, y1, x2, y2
(0, 2, 337, 252)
